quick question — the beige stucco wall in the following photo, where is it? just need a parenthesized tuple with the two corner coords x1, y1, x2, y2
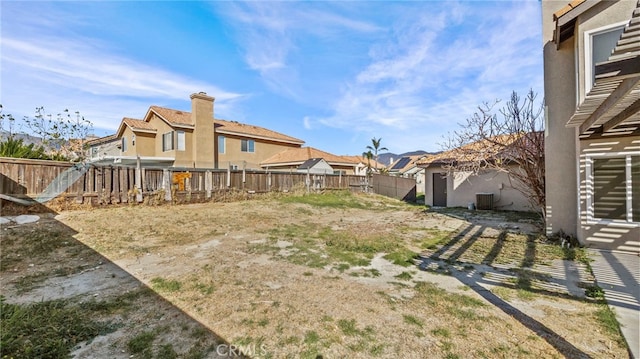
(217, 134, 301, 170)
(578, 136, 640, 252)
(133, 132, 156, 158)
(542, 0, 638, 248)
(191, 93, 215, 168)
(542, 0, 580, 237)
(424, 166, 534, 211)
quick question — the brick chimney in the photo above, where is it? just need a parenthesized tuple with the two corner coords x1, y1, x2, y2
(190, 92, 215, 168)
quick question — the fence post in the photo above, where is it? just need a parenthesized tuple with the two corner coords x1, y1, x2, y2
(163, 169, 172, 201)
(135, 157, 143, 202)
(205, 170, 212, 198)
(226, 166, 231, 188)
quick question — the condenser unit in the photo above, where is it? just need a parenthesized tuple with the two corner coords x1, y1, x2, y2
(476, 193, 494, 210)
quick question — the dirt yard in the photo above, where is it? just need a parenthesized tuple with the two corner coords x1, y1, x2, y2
(1, 191, 628, 358)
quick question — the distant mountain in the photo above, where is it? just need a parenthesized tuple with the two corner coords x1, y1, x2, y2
(378, 151, 438, 167)
(0, 131, 44, 146)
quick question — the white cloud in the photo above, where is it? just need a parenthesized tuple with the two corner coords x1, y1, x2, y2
(315, 0, 544, 153)
(215, 2, 382, 97)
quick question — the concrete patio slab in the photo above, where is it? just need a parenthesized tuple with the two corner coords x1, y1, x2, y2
(589, 249, 640, 359)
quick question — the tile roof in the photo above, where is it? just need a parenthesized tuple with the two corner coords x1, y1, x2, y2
(123, 117, 156, 131)
(261, 147, 354, 166)
(86, 134, 118, 146)
(416, 134, 522, 167)
(214, 118, 304, 145)
(340, 155, 386, 168)
(553, 0, 586, 20)
(147, 106, 304, 144)
(150, 106, 194, 126)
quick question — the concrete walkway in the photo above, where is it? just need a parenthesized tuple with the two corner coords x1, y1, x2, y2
(589, 249, 640, 359)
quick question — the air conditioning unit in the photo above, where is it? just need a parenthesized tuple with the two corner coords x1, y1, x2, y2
(476, 193, 494, 210)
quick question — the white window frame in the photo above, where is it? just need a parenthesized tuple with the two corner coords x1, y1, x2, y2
(585, 152, 639, 227)
(218, 135, 225, 154)
(583, 22, 627, 95)
(177, 130, 185, 151)
(162, 131, 174, 152)
(241, 139, 255, 153)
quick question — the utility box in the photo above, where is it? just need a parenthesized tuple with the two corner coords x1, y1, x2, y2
(476, 193, 494, 210)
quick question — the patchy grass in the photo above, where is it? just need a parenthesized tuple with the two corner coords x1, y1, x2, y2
(394, 271, 414, 281)
(0, 296, 119, 359)
(279, 191, 369, 209)
(384, 249, 418, 267)
(151, 277, 182, 292)
(403, 314, 424, 328)
(127, 330, 156, 356)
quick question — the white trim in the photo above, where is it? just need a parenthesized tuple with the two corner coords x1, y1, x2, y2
(583, 21, 628, 96)
(585, 151, 640, 227)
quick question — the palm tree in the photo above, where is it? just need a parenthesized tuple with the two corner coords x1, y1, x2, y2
(362, 150, 373, 176)
(366, 137, 388, 170)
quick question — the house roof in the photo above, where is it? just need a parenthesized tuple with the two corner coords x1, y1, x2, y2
(298, 158, 329, 170)
(149, 106, 194, 127)
(416, 134, 522, 167)
(553, 0, 601, 46)
(87, 134, 118, 146)
(214, 118, 304, 145)
(566, 1, 640, 137)
(340, 155, 386, 169)
(390, 154, 429, 173)
(135, 105, 305, 144)
(553, 0, 586, 21)
(261, 147, 354, 167)
(123, 118, 157, 132)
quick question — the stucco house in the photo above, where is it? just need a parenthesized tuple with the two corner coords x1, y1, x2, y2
(88, 93, 305, 169)
(416, 136, 535, 211)
(260, 147, 359, 174)
(341, 155, 386, 176)
(542, 0, 639, 252)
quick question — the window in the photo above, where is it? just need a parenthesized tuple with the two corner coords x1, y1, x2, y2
(218, 135, 225, 154)
(121, 137, 127, 152)
(241, 139, 255, 153)
(177, 131, 185, 151)
(585, 24, 625, 93)
(162, 131, 174, 152)
(589, 155, 640, 223)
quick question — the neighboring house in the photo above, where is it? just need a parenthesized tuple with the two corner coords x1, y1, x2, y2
(416, 136, 534, 211)
(89, 93, 305, 169)
(542, 0, 639, 252)
(341, 155, 386, 176)
(388, 155, 428, 193)
(86, 135, 120, 160)
(297, 158, 334, 174)
(261, 147, 359, 174)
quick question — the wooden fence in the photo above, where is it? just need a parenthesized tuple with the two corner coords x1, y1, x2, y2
(0, 157, 369, 205)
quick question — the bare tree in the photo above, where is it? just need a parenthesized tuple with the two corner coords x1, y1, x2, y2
(23, 107, 93, 161)
(441, 90, 545, 216)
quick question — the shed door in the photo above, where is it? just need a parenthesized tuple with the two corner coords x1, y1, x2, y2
(433, 173, 447, 207)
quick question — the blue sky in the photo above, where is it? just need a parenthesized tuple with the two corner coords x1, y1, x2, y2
(1, 0, 543, 155)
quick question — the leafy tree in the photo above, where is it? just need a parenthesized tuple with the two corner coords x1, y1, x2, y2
(366, 137, 388, 171)
(0, 137, 48, 159)
(441, 89, 545, 217)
